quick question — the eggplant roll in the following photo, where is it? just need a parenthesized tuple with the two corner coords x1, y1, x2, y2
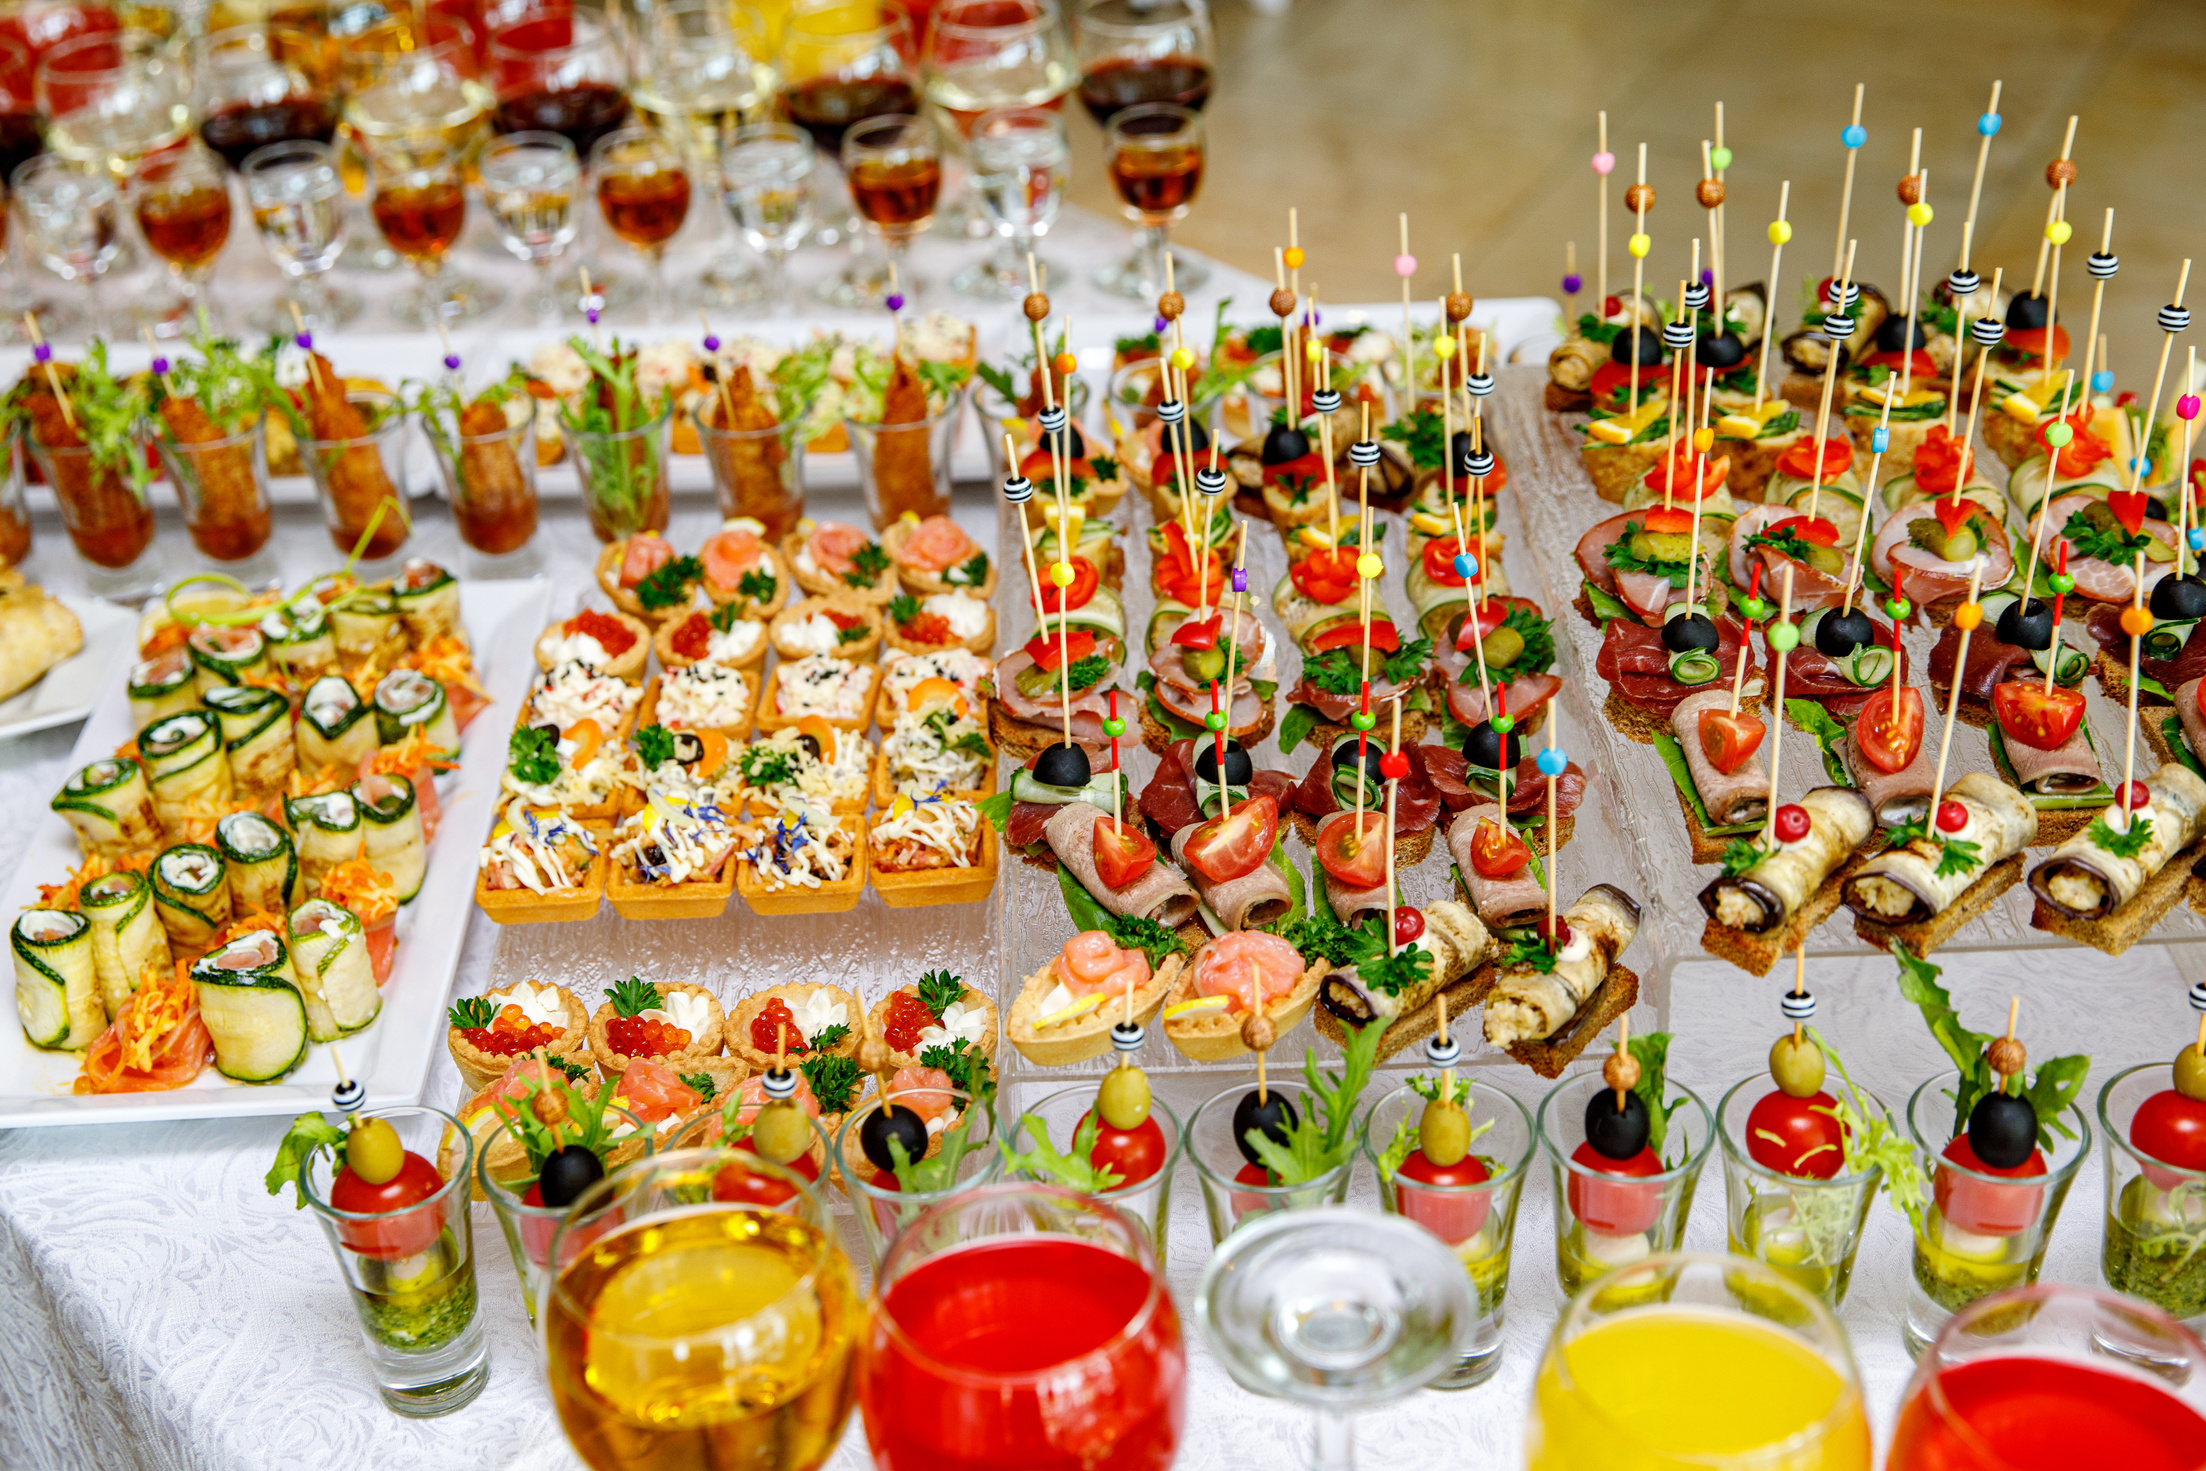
(1484, 885, 1641, 1047)
(79, 869, 172, 1019)
(218, 810, 301, 915)
(1699, 786, 1874, 934)
(152, 843, 231, 950)
(287, 898, 381, 1040)
(285, 790, 362, 894)
(351, 773, 426, 902)
(2027, 762, 2206, 921)
(1843, 773, 2037, 924)
(51, 756, 163, 856)
(202, 683, 297, 801)
(296, 675, 378, 773)
(260, 599, 336, 685)
(13, 908, 103, 1050)
(1316, 899, 1490, 1027)
(139, 710, 234, 840)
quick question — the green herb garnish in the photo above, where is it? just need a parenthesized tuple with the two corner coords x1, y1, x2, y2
(842, 542, 891, 588)
(264, 1112, 346, 1205)
(608, 976, 660, 1018)
(509, 725, 562, 786)
(919, 1037, 992, 1099)
(801, 1054, 863, 1114)
(2089, 814, 2156, 859)
(680, 1071, 716, 1101)
(916, 970, 965, 1019)
(809, 1022, 851, 1051)
(635, 555, 702, 611)
(448, 997, 497, 1030)
(1000, 1111, 1122, 1192)
(631, 724, 677, 769)
(1891, 942, 2090, 1149)
(1244, 1018, 1387, 1186)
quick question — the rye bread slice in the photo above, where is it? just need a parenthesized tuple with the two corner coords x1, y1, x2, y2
(1698, 850, 1873, 977)
(2029, 834, 2206, 957)
(1850, 850, 2027, 958)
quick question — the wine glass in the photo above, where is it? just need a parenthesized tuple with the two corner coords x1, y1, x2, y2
(486, 6, 630, 159)
(958, 104, 1065, 299)
(329, 9, 480, 272)
(132, 146, 231, 335)
(1198, 1205, 1476, 1470)
(1073, 0, 1214, 125)
(1890, 1284, 2206, 1470)
(1096, 99, 1202, 300)
(241, 138, 360, 331)
(591, 125, 690, 324)
(1525, 1252, 1872, 1470)
(919, 0, 1073, 242)
(839, 112, 937, 306)
(369, 148, 495, 324)
(34, 28, 189, 185)
(719, 120, 813, 315)
(0, 34, 70, 342)
(192, 25, 338, 171)
(479, 129, 579, 325)
(12, 154, 118, 332)
(779, 0, 916, 257)
(631, 0, 776, 308)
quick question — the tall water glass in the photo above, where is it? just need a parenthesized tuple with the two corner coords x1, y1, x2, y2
(479, 129, 578, 325)
(242, 139, 358, 331)
(720, 121, 812, 315)
(12, 154, 117, 331)
(958, 103, 1065, 299)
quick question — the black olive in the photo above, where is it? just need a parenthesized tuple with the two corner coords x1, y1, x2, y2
(1698, 331, 1747, 369)
(1330, 736, 1387, 785)
(1033, 741, 1093, 789)
(1463, 719, 1521, 773)
(1054, 422, 1089, 460)
(640, 843, 666, 867)
(2004, 291, 2049, 332)
(795, 732, 822, 760)
(537, 1143, 605, 1209)
(532, 722, 561, 743)
(1450, 428, 1477, 474)
(1875, 312, 1931, 353)
(1193, 738, 1253, 786)
(1995, 597, 2055, 651)
(671, 731, 705, 765)
(1662, 611, 1719, 654)
(2152, 574, 2206, 623)
(1161, 418, 1211, 460)
(1966, 1088, 2040, 1171)
(860, 1102, 932, 1173)
(1815, 607, 1876, 658)
(1610, 325, 1663, 367)
(1582, 1087, 1652, 1162)
(1316, 974, 1376, 1026)
(1233, 1088, 1299, 1166)
(1260, 421, 1311, 466)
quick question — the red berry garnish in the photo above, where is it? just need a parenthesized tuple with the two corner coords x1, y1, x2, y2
(1935, 799, 1969, 834)
(2117, 780, 2153, 811)
(1773, 803, 1811, 842)
(1393, 906, 1425, 946)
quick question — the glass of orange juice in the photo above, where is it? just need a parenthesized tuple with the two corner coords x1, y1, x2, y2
(1525, 1251, 1872, 1471)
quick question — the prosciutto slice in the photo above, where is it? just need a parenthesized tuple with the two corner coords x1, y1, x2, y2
(1445, 805, 1549, 929)
(1572, 511, 1721, 618)
(1670, 688, 1769, 827)
(1930, 622, 2035, 702)
(2087, 603, 2206, 691)
(2003, 719, 2104, 794)
(1152, 677, 1263, 732)
(1289, 743, 1442, 834)
(1446, 671, 1562, 728)
(1043, 801, 1198, 926)
(1596, 616, 1759, 718)
(1286, 672, 1413, 725)
(1726, 504, 1852, 611)
(2030, 494, 2177, 605)
(1142, 740, 1295, 835)
(1841, 726, 1939, 826)
(1169, 826, 1293, 930)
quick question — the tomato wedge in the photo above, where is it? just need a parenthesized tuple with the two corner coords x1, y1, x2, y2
(1992, 680, 2086, 752)
(2003, 324, 2071, 365)
(1638, 506, 1694, 536)
(1170, 614, 1223, 650)
(1092, 815, 1157, 890)
(1182, 794, 1279, 884)
(1024, 627, 1097, 671)
(1775, 435, 1853, 481)
(1315, 809, 1388, 888)
(1772, 514, 1840, 548)
(1468, 817, 1529, 878)
(1310, 619, 1400, 654)
(1697, 707, 1766, 775)
(1290, 548, 1357, 606)
(1855, 684, 1926, 774)
(1036, 556, 1098, 614)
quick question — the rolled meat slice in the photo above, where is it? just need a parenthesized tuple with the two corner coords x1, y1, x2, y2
(2001, 719, 2103, 794)
(1699, 787, 1874, 933)
(2176, 678, 2206, 764)
(1446, 805, 1549, 929)
(1483, 885, 1640, 1046)
(1841, 725, 1938, 827)
(2027, 762, 2206, 920)
(1670, 688, 1769, 827)
(1843, 772, 2038, 924)
(1170, 825, 1293, 931)
(1326, 872, 1391, 926)
(1044, 801, 1199, 926)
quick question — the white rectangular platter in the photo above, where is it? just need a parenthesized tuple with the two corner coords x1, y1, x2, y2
(0, 576, 551, 1128)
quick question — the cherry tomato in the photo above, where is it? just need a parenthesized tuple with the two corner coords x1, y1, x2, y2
(1935, 1134, 2048, 1238)
(1772, 804, 1811, 842)
(713, 1157, 801, 1208)
(1468, 817, 1529, 879)
(1092, 814, 1158, 890)
(1036, 556, 1099, 614)
(1080, 1108, 1167, 1189)
(2131, 1089, 2206, 1184)
(1771, 514, 1841, 548)
(1775, 436, 1853, 481)
(1023, 627, 1097, 671)
(1855, 684, 1926, 775)
(1991, 680, 2086, 752)
(1229, 1159, 1276, 1221)
(1315, 809, 1389, 888)
(1310, 619, 1401, 654)
(328, 1153, 446, 1259)
(1396, 1150, 1493, 1243)
(1393, 906, 1426, 946)
(736, 1133, 821, 1181)
(1697, 707, 1766, 775)
(1290, 548, 1356, 606)
(1745, 1089, 1846, 1179)
(1567, 1142, 1665, 1236)
(1182, 794, 1279, 885)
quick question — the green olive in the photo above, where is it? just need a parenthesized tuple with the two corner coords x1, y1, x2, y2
(1181, 645, 1227, 683)
(1098, 1062, 1152, 1130)
(750, 1100, 814, 1164)
(1769, 1034, 1827, 1099)
(1418, 1097, 1471, 1167)
(1480, 626, 1526, 670)
(345, 1116, 404, 1185)
(2176, 1043, 2206, 1103)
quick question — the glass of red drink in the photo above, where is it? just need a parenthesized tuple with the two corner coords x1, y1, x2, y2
(779, 0, 918, 304)
(858, 1181, 1186, 1471)
(1096, 99, 1202, 300)
(1361, 1079, 1536, 1388)
(1186, 1080, 1353, 1246)
(1072, 0, 1213, 127)
(132, 145, 231, 333)
(1890, 1283, 2206, 1471)
(152, 413, 274, 571)
(832, 1083, 1000, 1268)
(487, 7, 631, 160)
(1536, 1066, 1715, 1307)
(424, 390, 544, 571)
(192, 26, 337, 171)
(1000, 1082, 1184, 1260)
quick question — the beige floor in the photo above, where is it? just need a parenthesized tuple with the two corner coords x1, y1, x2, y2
(1067, 0, 2206, 377)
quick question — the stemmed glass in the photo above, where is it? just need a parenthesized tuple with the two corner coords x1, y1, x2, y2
(719, 121, 813, 315)
(241, 138, 359, 331)
(1198, 1206, 1476, 1470)
(479, 130, 579, 326)
(486, 7, 631, 159)
(1097, 99, 1203, 300)
(779, 0, 916, 255)
(958, 104, 1066, 299)
(34, 28, 189, 185)
(12, 155, 118, 333)
(631, 0, 774, 308)
(368, 147, 492, 323)
(193, 25, 338, 171)
(132, 146, 231, 335)
(0, 34, 70, 341)
(839, 112, 937, 306)
(590, 125, 690, 324)
(919, 0, 1073, 241)
(1073, 0, 1215, 124)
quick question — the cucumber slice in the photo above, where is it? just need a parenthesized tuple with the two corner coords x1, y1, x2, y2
(1008, 768, 1124, 809)
(12, 909, 97, 1050)
(191, 932, 308, 1083)
(1037, 585, 1125, 642)
(352, 774, 426, 903)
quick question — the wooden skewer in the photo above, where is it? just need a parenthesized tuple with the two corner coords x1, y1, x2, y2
(1962, 81, 2003, 249)
(578, 268, 600, 351)
(1749, 182, 1791, 420)
(1944, 221, 1978, 442)
(1763, 564, 1798, 825)
(1288, 206, 1301, 297)
(1923, 562, 1985, 832)
(1629, 142, 1648, 410)
(2179, 344, 2201, 581)
(1898, 129, 1923, 311)
(1216, 521, 1249, 822)
(1596, 110, 1610, 310)
(1728, 564, 1762, 719)
(1384, 698, 1402, 958)
(22, 315, 72, 430)
(1898, 168, 1930, 400)
(1713, 101, 1729, 311)
(2030, 116, 2080, 300)
(1436, 993, 1453, 1108)
(1397, 213, 1417, 415)
(287, 301, 332, 396)
(1005, 430, 1048, 628)
(1613, 1015, 1632, 1110)
(1805, 239, 1859, 523)
(2072, 209, 2117, 445)
(1831, 83, 1865, 283)
(701, 309, 736, 426)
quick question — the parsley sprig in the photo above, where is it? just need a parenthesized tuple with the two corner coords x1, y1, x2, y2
(1243, 1019, 1386, 1186)
(509, 725, 562, 786)
(2089, 813, 2155, 860)
(634, 555, 702, 611)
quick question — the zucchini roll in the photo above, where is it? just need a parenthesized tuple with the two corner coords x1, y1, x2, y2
(139, 710, 234, 839)
(297, 675, 378, 772)
(351, 773, 426, 902)
(202, 684, 297, 801)
(13, 908, 103, 1050)
(372, 668, 459, 755)
(393, 559, 466, 648)
(260, 598, 337, 686)
(128, 650, 198, 730)
(329, 589, 400, 663)
(187, 623, 269, 698)
(51, 756, 163, 856)
(218, 811, 301, 915)
(152, 843, 231, 950)
(287, 898, 381, 1039)
(190, 930, 307, 1083)
(285, 790, 361, 895)
(79, 869, 171, 1018)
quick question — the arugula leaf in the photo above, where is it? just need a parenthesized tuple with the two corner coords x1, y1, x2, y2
(1580, 580, 1636, 627)
(1784, 698, 1857, 786)
(508, 725, 561, 786)
(1625, 1031, 1684, 1162)
(2089, 814, 2155, 859)
(974, 360, 1018, 404)
(887, 1096, 990, 1193)
(265, 1112, 347, 1205)
(1278, 702, 1325, 755)
(1000, 1111, 1123, 1192)
(1889, 943, 2090, 1152)
(801, 1054, 863, 1113)
(631, 724, 676, 770)
(2024, 1054, 2094, 1144)
(1244, 1017, 1387, 1186)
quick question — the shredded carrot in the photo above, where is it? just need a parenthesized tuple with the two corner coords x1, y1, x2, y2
(243, 667, 293, 697)
(368, 728, 459, 778)
(73, 959, 212, 1094)
(137, 623, 190, 660)
(113, 738, 140, 763)
(346, 660, 386, 701)
(286, 764, 348, 799)
(401, 636, 484, 697)
(34, 852, 152, 912)
(312, 575, 358, 606)
(322, 844, 400, 925)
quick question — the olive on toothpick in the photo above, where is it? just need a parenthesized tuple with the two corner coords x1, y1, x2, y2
(1995, 597, 2056, 651)
(1261, 420, 1312, 466)
(1033, 741, 1093, 789)
(857, 1033, 929, 1173)
(1815, 606, 1876, 657)
(1610, 325, 1663, 367)
(1463, 718, 1522, 773)
(1232, 1010, 1294, 1166)
(2149, 573, 2206, 623)
(1192, 738, 1254, 786)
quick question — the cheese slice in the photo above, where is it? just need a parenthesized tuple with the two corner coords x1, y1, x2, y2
(1716, 400, 1791, 440)
(1587, 393, 1669, 446)
(1857, 382, 1945, 409)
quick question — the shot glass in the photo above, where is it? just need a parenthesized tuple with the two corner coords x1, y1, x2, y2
(561, 404, 672, 544)
(154, 415, 275, 573)
(1186, 1081, 1354, 1247)
(423, 391, 542, 571)
(24, 432, 158, 601)
(300, 388, 413, 563)
(694, 397, 807, 539)
(1001, 1083, 1184, 1263)
(1717, 1071, 1890, 1308)
(832, 1085, 1000, 1270)
(2098, 1062, 2206, 1333)
(1537, 1068, 1716, 1308)
(474, 1103, 650, 1322)
(844, 383, 966, 530)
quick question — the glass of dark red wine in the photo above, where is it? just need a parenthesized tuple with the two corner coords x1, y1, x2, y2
(779, 0, 917, 285)
(589, 125, 690, 323)
(1073, 0, 1213, 124)
(486, 6, 630, 160)
(132, 145, 231, 334)
(0, 32, 69, 342)
(1098, 99, 1202, 300)
(840, 112, 938, 306)
(192, 26, 336, 171)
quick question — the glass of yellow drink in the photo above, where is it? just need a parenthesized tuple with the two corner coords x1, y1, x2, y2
(544, 1146, 861, 1471)
(1525, 1251, 1872, 1471)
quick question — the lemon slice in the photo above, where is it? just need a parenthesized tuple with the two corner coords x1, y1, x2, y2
(1035, 993, 1103, 1029)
